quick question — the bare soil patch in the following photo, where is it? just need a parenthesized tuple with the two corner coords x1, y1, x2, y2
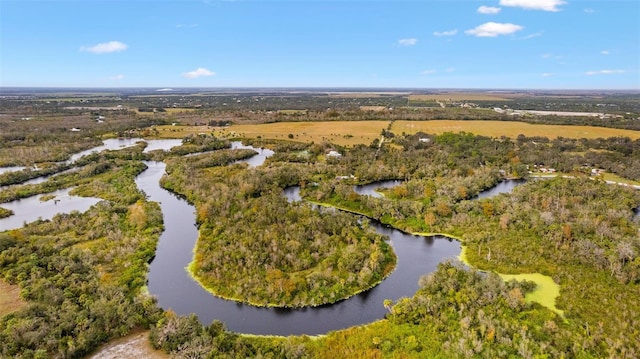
(87, 330, 168, 359)
(0, 280, 26, 317)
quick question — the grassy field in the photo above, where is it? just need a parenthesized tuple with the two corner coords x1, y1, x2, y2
(153, 125, 214, 138)
(392, 120, 640, 140)
(408, 93, 513, 101)
(220, 121, 389, 146)
(0, 280, 26, 317)
(150, 120, 640, 146)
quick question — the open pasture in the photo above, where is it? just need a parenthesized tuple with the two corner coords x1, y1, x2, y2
(408, 93, 513, 102)
(223, 120, 389, 146)
(392, 120, 640, 140)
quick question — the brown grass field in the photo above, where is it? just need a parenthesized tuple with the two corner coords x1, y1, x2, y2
(150, 120, 640, 146)
(218, 121, 389, 146)
(0, 280, 26, 317)
(408, 93, 513, 102)
(392, 120, 640, 140)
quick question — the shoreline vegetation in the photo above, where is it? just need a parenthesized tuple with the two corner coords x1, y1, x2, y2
(160, 157, 398, 308)
(2, 90, 640, 357)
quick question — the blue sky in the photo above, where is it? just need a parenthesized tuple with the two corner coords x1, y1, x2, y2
(1, 0, 638, 89)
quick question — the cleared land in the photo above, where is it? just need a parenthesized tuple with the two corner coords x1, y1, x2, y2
(88, 330, 167, 359)
(392, 120, 640, 140)
(0, 280, 26, 317)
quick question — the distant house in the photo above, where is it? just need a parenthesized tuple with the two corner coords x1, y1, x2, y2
(418, 138, 431, 143)
(70, 128, 81, 132)
(336, 174, 356, 180)
(327, 150, 342, 157)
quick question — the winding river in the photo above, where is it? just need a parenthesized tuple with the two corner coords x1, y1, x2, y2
(1, 139, 523, 336)
(137, 146, 463, 336)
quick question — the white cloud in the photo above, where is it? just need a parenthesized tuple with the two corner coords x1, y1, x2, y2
(542, 73, 553, 77)
(601, 50, 610, 55)
(80, 41, 128, 54)
(584, 8, 596, 13)
(541, 53, 563, 60)
(433, 29, 458, 37)
(478, 6, 502, 14)
(585, 69, 625, 75)
(499, 0, 566, 12)
(182, 67, 216, 78)
(421, 69, 437, 75)
(521, 31, 543, 39)
(465, 22, 523, 37)
(110, 74, 125, 80)
(398, 38, 418, 46)
(445, 67, 456, 73)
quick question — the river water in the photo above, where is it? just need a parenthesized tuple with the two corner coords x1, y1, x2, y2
(0, 139, 520, 336)
(0, 188, 102, 231)
(137, 147, 461, 336)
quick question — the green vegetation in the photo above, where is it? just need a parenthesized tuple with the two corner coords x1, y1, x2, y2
(2, 89, 640, 358)
(0, 206, 13, 219)
(0, 157, 165, 358)
(499, 273, 564, 317)
(161, 154, 397, 307)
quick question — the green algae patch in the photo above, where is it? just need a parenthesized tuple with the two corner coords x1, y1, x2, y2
(458, 245, 564, 318)
(499, 273, 564, 317)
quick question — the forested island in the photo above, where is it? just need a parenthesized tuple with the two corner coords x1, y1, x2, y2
(0, 89, 639, 358)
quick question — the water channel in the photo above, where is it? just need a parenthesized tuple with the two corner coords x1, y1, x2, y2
(137, 146, 462, 336)
(0, 188, 102, 232)
(0, 139, 523, 336)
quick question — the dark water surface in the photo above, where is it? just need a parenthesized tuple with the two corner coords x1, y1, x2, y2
(3, 138, 522, 335)
(139, 156, 461, 335)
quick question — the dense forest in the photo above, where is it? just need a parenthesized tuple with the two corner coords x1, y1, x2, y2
(1, 90, 640, 358)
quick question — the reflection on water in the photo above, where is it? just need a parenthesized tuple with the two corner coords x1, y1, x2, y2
(476, 179, 525, 199)
(231, 141, 275, 168)
(68, 138, 145, 163)
(0, 188, 102, 231)
(0, 166, 26, 175)
(354, 180, 402, 198)
(143, 139, 183, 153)
(139, 169, 460, 335)
(68, 138, 182, 163)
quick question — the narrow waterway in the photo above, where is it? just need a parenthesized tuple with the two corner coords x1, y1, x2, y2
(138, 148, 461, 336)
